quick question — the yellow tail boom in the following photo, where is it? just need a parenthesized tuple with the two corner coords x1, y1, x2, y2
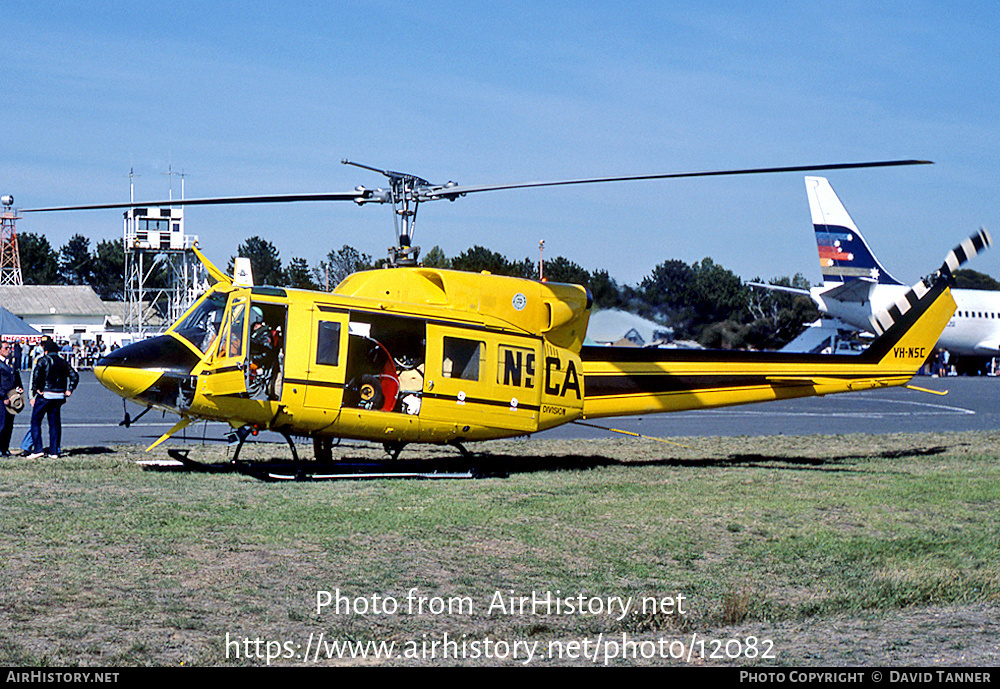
(581, 281, 956, 419)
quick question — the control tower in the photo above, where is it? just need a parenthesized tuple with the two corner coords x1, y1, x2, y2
(124, 206, 206, 337)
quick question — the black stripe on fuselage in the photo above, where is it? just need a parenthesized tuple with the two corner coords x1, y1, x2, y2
(97, 334, 200, 374)
(583, 372, 827, 398)
(421, 391, 540, 412)
(284, 377, 343, 389)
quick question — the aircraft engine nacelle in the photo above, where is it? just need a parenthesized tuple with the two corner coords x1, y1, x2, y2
(540, 282, 592, 351)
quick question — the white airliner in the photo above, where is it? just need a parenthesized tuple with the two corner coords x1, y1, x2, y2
(761, 177, 997, 360)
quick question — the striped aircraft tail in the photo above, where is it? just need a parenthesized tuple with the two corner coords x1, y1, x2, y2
(580, 247, 967, 420)
(869, 228, 992, 336)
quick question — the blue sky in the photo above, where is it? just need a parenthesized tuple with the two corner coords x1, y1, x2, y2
(3, 2, 998, 287)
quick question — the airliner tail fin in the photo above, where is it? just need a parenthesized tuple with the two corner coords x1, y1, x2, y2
(806, 176, 903, 287)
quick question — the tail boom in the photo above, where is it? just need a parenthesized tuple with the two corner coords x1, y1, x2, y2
(580, 282, 955, 419)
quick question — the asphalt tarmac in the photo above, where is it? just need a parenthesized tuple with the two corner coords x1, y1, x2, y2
(6, 371, 997, 452)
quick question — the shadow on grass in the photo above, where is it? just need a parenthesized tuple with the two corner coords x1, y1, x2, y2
(63, 446, 117, 456)
(126, 442, 954, 481)
(467, 443, 951, 477)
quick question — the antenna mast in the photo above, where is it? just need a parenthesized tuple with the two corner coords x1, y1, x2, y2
(0, 196, 23, 286)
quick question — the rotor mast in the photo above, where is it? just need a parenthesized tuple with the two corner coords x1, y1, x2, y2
(343, 159, 461, 267)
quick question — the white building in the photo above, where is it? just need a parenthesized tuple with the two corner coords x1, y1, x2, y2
(585, 309, 676, 347)
(0, 285, 110, 343)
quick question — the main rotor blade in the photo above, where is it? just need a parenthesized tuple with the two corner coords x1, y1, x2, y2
(20, 159, 931, 211)
(421, 159, 932, 198)
(22, 191, 366, 212)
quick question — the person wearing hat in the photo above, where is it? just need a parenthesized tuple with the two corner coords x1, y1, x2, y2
(0, 341, 24, 456)
(25, 339, 79, 460)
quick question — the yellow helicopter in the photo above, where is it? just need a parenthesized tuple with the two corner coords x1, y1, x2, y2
(22, 159, 990, 476)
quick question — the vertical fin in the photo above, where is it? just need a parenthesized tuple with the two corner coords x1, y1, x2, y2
(806, 176, 903, 287)
(869, 228, 992, 335)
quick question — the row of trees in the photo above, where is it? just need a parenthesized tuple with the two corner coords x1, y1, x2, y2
(18, 232, 124, 300)
(20, 231, 1000, 352)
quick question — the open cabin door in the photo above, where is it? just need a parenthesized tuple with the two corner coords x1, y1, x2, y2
(296, 309, 428, 416)
(341, 313, 426, 415)
(199, 288, 251, 399)
(298, 310, 425, 445)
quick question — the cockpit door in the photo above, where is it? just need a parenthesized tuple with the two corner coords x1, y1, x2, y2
(200, 288, 251, 399)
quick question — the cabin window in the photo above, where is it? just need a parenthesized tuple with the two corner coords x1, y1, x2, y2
(217, 301, 247, 358)
(229, 302, 246, 357)
(173, 291, 228, 353)
(315, 321, 341, 366)
(442, 337, 483, 381)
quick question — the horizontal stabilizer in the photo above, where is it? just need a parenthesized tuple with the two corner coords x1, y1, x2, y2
(819, 278, 876, 304)
(765, 376, 822, 387)
(748, 282, 810, 297)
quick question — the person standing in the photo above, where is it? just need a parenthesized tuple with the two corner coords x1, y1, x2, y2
(26, 339, 79, 459)
(0, 342, 24, 456)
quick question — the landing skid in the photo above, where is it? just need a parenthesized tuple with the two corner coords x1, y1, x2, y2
(383, 440, 471, 460)
(247, 438, 485, 481)
(137, 427, 495, 481)
(136, 448, 239, 473)
(239, 463, 478, 482)
(229, 427, 299, 463)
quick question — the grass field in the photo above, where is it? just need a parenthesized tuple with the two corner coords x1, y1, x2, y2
(1, 431, 998, 666)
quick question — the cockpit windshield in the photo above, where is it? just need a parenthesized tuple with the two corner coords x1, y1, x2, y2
(171, 291, 229, 353)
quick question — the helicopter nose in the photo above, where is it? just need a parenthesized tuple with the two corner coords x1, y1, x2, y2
(94, 335, 202, 406)
(93, 361, 162, 398)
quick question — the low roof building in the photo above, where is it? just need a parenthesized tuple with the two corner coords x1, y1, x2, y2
(585, 309, 678, 347)
(0, 285, 109, 342)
